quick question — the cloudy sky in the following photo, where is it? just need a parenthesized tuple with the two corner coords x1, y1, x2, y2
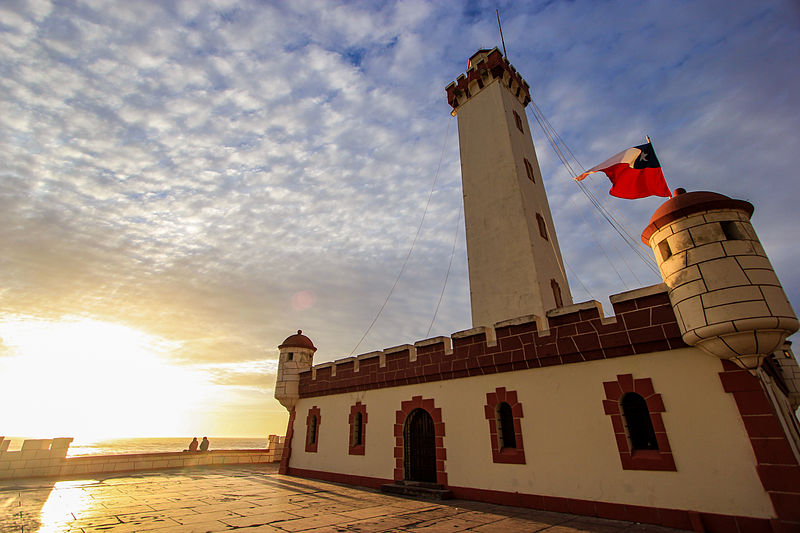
(2, 0, 798, 440)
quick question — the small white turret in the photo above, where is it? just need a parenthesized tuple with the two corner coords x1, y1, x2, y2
(274, 330, 316, 410)
(642, 189, 798, 370)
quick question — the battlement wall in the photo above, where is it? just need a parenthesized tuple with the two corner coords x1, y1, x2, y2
(299, 284, 686, 398)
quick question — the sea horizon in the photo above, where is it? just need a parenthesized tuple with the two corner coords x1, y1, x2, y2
(2, 436, 273, 457)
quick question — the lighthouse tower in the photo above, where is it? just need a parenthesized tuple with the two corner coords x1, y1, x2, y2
(642, 189, 798, 370)
(274, 330, 316, 410)
(446, 48, 571, 328)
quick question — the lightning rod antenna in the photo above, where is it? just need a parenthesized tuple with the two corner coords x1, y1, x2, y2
(496, 9, 507, 59)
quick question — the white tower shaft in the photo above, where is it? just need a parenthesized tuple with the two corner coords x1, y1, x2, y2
(447, 49, 571, 328)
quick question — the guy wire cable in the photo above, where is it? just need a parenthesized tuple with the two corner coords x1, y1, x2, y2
(528, 98, 652, 258)
(530, 99, 660, 269)
(349, 119, 452, 357)
(526, 101, 660, 276)
(526, 105, 631, 286)
(427, 201, 462, 338)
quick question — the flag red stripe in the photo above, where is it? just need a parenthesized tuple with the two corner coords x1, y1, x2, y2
(603, 163, 671, 199)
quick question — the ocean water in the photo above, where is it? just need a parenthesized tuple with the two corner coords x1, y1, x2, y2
(3, 437, 271, 457)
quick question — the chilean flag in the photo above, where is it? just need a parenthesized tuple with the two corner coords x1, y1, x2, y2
(575, 143, 671, 199)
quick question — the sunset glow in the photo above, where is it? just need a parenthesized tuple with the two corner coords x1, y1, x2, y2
(0, 317, 214, 440)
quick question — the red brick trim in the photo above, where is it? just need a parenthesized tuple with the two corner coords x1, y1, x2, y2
(602, 374, 676, 471)
(348, 401, 367, 456)
(484, 387, 525, 464)
(719, 360, 800, 528)
(305, 406, 321, 453)
(286, 467, 391, 490)
(393, 396, 447, 485)
(299, 290, 685, 398)
(284, 467, 770, 532)
(279, 408, 296, 475)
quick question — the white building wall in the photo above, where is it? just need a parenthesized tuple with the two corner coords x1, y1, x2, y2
(290, 346, 773, 518)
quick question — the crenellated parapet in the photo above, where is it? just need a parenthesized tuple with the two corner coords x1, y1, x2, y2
(298, 284, 688, 398)
(0, 437, 73, 480)
(445, 47, 531, 111)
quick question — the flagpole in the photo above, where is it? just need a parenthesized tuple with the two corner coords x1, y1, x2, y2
(496, 9, 508, 59)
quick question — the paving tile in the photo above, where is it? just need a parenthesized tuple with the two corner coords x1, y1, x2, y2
(68, 514, 124, 528)
(173, 509, 245, 524)
(547, 522, 627, 533)
(338, 504, 410, 520)
(234, 503, 306, 516)
(234, 525, 287, 532)
(189, 499, 260, 512)
(408, 516, 481, 532)
(271, 513, 353, 532)
(221, 511, 304, 528)
(0, 464, 683, 533)
(446, 510, 510, 525)
(466, 517, 555, 533)
(146, 519, 233, 532)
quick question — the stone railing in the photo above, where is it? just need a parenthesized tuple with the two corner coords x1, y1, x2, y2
(0, 435, 285, 481)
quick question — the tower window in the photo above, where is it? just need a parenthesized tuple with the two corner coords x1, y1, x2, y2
(657, 240, 672, 262)
(305, 406, 321, 453)
(513, 110, 524, 133)
(287, 352, 294, 361)
(551, 279, 563, 308)
(524, 158, 535, 183)
(721, 221, 747, 240)
(348, 402, 368, 455)
(536, 213, 548, 240)
(621, 393, 658, 450)
(496, 402, 516, 449)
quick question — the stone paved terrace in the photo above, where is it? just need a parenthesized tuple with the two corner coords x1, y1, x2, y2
(0, 464, 683, 533)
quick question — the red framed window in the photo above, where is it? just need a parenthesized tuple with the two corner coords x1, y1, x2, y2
(348, 402, 367, 455)
(305, 406, 321, 453)
(602, 374, 676, 471)
(484, 387, 526, 464)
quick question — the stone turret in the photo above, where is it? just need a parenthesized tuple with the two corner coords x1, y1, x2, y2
(642, 189, 798, 370)
(274, 330, 316, 410)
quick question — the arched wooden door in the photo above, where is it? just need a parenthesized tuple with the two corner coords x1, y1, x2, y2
(403, 408, 436, 482)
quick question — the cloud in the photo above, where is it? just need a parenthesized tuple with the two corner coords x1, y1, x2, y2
(1, 0, 798, 437)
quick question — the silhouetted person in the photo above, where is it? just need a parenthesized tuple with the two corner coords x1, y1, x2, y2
(188, 437, 198, 452)
(199, 436, 209, 452)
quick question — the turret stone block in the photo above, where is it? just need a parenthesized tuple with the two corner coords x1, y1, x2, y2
(643, 190, 798, 370)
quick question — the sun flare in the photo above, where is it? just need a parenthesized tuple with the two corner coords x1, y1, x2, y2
(0, 316, 215, 440)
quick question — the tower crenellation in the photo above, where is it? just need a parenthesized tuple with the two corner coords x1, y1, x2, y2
(446, 48, 531, 111)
